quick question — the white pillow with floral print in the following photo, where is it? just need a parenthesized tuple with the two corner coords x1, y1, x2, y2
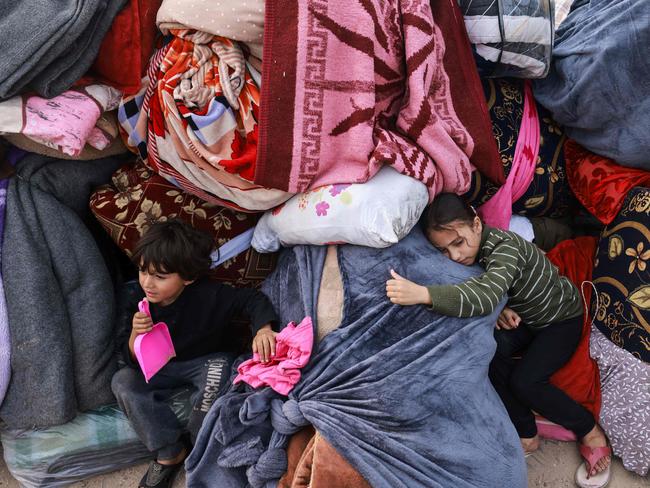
(252, 166, 428, 251)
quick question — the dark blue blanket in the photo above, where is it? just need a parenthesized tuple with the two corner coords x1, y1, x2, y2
(534, 0, 650, 168)
(186, 229, 527, 487)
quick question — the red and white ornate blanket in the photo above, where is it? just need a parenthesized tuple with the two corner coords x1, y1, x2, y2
(120, 1, 495, 212)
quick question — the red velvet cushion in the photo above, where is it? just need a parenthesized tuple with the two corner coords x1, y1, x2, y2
(547, 237, 601, 419)
(566, 139, 650, 225)
(89, 160, 277, 288)
(431, 0, 505, 186)
(91, 0, 163, 95)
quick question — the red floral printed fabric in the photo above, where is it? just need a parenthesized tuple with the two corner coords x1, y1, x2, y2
(566, 139, 650, 225)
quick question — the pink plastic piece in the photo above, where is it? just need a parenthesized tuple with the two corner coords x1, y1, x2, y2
(134, 299, 176, 383)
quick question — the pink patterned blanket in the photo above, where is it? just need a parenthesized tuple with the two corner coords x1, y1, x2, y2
(0, 85, 121, 157)
(256, 0, 475, 199)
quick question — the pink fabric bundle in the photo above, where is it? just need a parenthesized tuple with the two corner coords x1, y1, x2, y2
(234, 316, 314, 395)
(478, 81, 540, 229)
(0, 85, 122, 157)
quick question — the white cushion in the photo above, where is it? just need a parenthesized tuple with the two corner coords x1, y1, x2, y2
(252, 166, 428, 252)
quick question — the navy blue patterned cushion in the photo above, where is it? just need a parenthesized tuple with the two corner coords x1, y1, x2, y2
(464, 78, 575, 219)
(592, 187, 650, 363)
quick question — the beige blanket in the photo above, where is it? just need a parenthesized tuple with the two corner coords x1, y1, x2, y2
(316, 246, 343, 342)
(279, 246, 371, 488)
(156, 0, 264, 59)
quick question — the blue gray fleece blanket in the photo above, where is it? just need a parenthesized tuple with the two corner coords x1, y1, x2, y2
(186, 229, 527, 488)
(533, 0, 650, 168)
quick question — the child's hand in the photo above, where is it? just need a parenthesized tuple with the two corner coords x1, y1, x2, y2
(386, 269, 432, 306)
(496, 307, 521, 330)
(253, 324, 277, 363)
(132, 311, 153, 335)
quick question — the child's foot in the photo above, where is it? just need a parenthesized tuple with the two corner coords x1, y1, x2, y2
(581, 425, 611, 477)
(139, 447, 187, 488)
(521, 435, 540, 456)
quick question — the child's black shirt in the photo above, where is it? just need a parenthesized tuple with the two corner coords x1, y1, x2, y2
(122, 278, 278, 365)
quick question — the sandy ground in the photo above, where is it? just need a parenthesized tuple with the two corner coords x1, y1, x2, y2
(0, 439, 647, 488)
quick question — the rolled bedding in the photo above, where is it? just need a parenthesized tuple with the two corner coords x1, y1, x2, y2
(459, 0, 554, 78)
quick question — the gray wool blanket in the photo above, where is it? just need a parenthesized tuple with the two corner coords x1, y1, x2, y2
(185, 228, 527, 488)
(1, 154, 124, 429)
(0, 0, 127, 100)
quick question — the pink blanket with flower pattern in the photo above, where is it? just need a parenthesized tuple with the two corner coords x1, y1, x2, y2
(255, 0, 475, 199)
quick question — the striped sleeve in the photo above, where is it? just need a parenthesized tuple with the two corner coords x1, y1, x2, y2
(427, 241, 521, 318)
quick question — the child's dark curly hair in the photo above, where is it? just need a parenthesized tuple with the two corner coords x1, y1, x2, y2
(132, 220, 213, 281)
(420, 193, 478, 232)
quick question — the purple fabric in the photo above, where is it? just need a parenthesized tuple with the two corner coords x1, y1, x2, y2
(0, 178, 7, 251)
(6, 146, 27, 166)
(590, 325, 650, 475)
(0, 160, 12, 405)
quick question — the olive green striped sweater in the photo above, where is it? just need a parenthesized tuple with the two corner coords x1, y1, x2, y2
(427, 225, 583, 327)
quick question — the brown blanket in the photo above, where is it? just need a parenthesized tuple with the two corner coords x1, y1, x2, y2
(280, 428, 371, 488)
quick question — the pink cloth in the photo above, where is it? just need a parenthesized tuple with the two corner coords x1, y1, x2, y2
(234, 316, 314, 395)
(478, 81, 540, 229)
(535, 415, 577, 442)
(0, 85, 121, 157)
(256, 0, 474, 200)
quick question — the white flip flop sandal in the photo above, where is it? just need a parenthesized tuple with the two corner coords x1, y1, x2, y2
(575, 445, 612, 488)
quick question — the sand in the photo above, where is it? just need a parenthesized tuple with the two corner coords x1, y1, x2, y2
(0, 439, 646, 487)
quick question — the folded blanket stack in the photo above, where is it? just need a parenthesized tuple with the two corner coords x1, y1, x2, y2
(0, 0, 128, 100)
(120, 0, 502, 213)
(0, 84, 124, 159)
(1, 154, 125, 429)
